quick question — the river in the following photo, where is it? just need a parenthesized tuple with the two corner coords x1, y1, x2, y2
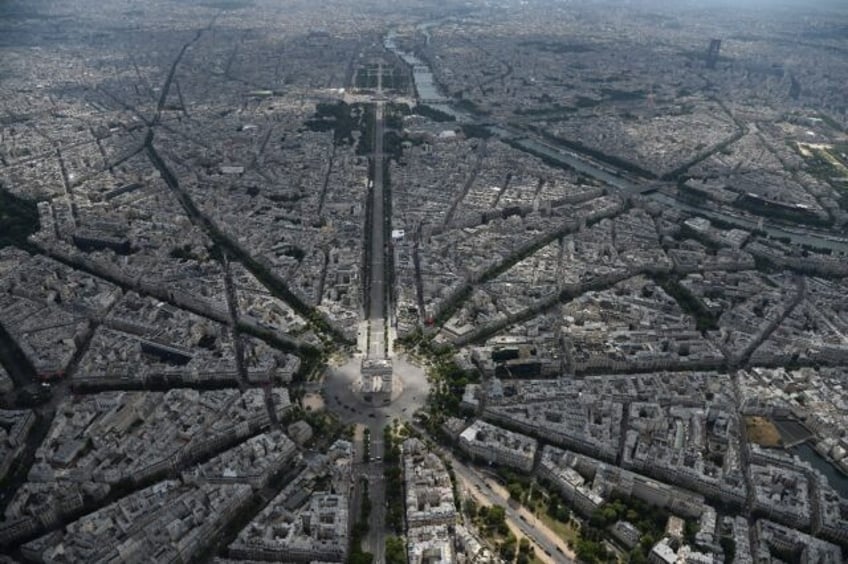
(384, 26, 848, 255)
(384, 31, 469, 122)
(793, 443, 848, 498)
(383, 14, 848, 510)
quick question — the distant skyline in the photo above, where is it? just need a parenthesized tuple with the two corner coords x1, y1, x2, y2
(1, 0, 847, 15)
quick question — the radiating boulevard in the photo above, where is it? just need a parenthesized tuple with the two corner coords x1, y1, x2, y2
(363, 97, 389, 563)
(367, 100, 387, 359)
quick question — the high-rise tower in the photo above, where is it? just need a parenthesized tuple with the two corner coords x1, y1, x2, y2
(706, 39, 722, 69)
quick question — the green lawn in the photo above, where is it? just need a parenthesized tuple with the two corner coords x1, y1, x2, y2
(537, 511, 581, 547)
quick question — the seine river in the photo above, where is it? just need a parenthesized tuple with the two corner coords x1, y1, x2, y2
(386, 21, 848, 503)
(793, 443, 848, 498)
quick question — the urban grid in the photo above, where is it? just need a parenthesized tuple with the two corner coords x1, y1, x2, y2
(0, 0, 847, 563)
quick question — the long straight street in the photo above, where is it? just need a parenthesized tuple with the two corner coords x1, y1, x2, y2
(324, 91, 429, 562)
(367, 101, 387, 357)
(363, 98, 389, 561)
(450, 450, 576, 563)
(363, 418, 388, 564)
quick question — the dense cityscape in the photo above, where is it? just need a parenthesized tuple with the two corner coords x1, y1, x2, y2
(1, 0, 847, 562)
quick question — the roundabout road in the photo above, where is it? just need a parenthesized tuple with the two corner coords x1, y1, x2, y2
(322, 353, 429, 427)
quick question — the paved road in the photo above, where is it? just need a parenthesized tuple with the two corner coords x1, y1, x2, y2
(368, 102, 386, 326)
(368, 319, 385, 359)
(457, 475, 559, 564)
(323, 56, 436, 563)
(402, 422, 576, 562)
(362, 98, 392, 561)
(364, 423, 387, 563)
(323, 356, 428, 426)
(323, 356, 429, 560)
(324, 354, 429, 558)
(449, 455, 576, 562)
